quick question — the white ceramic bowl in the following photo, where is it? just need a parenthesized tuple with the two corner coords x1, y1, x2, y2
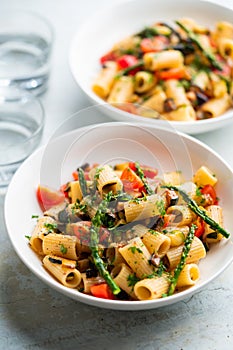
(69, 0, 233, 135)
(4, 122, 233, 310)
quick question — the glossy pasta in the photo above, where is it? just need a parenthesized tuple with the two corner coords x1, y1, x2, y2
(92, 18, 233, 122)
(28, 161, 229, 301)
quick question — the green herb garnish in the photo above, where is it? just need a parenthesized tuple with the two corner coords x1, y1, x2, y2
(60, 244, 67, 254)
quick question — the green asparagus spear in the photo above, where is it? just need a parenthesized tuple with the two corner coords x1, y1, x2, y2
(90, 193, 121, 295)
(115, 60, 144, 78)
(78, 167, 88, 197)
(161, 185, 230, 239)
(175, 21, 222, 71)
(135, 161, 154, 195)
(168, 224, 196, 296)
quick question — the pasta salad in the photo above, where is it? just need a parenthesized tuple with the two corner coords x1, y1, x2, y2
(27, 161, 230, 301)
(92, 18, 233, 122)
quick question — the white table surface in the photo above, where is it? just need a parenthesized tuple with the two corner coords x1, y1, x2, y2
(1, 0, 233, 349)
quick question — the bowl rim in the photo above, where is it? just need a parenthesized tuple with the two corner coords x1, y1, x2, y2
(5, 121, 233, 310)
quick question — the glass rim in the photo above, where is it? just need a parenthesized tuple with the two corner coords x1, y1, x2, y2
(0, 9, 54, 41)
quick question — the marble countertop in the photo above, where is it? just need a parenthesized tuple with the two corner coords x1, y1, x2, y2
(1, 0, 233, 349)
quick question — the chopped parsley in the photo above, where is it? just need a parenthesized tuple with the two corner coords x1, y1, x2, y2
(156, 200, 166, 216)
(25, 235, 31, 241)
(128, 246, 143, 254)
(60, 244, 67, 254)
(148, 229, 158, 235)
(94, 167, 104, 180)
(31, 215, 39, 219)
(127, 273, 140, 288)
(44, 222, 57, 231)
(195, 187, 202, 197)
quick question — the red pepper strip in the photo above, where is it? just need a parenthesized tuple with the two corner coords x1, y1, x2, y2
(90, 283, 115, 299)
(116, 55, 140, 75)
(100, 51, 117, 65)
(195, 218, 205, 238)
(156, 67, 191, 80)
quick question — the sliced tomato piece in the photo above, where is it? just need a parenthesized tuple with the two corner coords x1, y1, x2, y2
(36, 185, 66, 212)
(141, 167, 158, 179)
(140, 36, 168, 53)
(117, 55, 138, 69)
(90, 283, 115, 299)
(129, 162, 158, 179)
(100, 51, 117, 65)
(120, 167, 144, 192)
(116, 55, 140, 75)
(195, 218, 205, 238)
(201, 184, 218, 204)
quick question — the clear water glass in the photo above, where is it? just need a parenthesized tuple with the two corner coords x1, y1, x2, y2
(0, 87, 45, 192)
(0, 11, 53, 95)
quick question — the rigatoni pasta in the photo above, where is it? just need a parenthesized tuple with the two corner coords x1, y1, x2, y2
(28, 161, 230, 301)
(92, 18, 233, 122)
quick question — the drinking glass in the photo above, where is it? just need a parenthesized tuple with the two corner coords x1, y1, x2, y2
(0, 11, 54, 95)
(0, 86, 45, 192)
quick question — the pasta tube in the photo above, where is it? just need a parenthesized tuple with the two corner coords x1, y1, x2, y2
(96, 165, 123, 196)
(193, 166, 217, 187)
(42, 233, 78, 260)
(203, 205, 224, 243)
(176, 263, 200, 288)
(119, 237, 154, 278)
(111, 263, 137, 299)
(107, 76, 134, 104)
(143, 50, 184, 71)
(124, 194, 166, 222)
(106, 246, 125, 266)
(81, 274, 105, 293)
(212, 21, 233, 43)
(134, 275, 170, 300)
(164, 79, 190, 107)
(43, 255, 82, 288)
(92, 61, 118, 98)
(69, 181, 83, 203)
(199, 95, 231, 119)
(192, 71, 209, 91)
(141, 88, 167, 113)
(134, 71, 155, 93)
(165, 236, 206, 270)
(163, 105, 196, 121)
(30, 216, 57, 255)
(142, 231, 171, 257)
(166, 205, 195, 226)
